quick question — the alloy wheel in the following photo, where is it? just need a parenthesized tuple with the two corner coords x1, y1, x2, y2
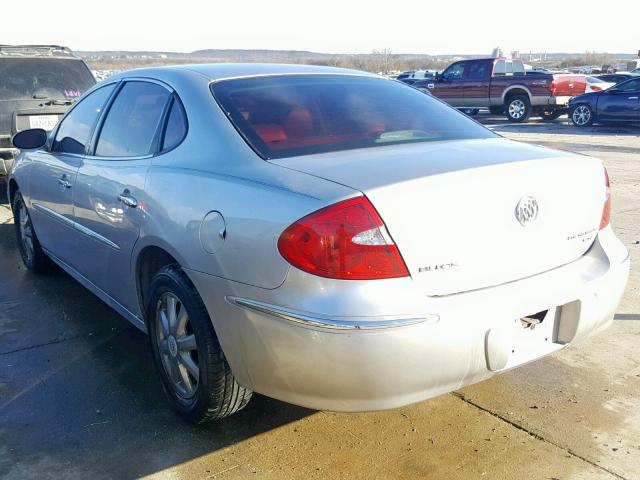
(508, 99, 526, 119)
(156, 292, 200, 399)
(572, 106, 591, 126)
(18, 201, 35, 264)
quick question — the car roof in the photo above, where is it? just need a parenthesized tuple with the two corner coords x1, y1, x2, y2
(114, 63, 377, 82)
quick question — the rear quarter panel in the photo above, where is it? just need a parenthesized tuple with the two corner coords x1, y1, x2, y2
(135, 71, 357, 290)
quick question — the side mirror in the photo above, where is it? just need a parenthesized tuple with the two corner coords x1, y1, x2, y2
(12, 128, 48, 150)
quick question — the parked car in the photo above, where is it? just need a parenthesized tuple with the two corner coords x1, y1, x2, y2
(8, 64, 629, 424)
(396, 70, 436, 85)
(413, 58, 586, 122)
(0, 45, 95, 176)
(633, 68, 640, 74)
(594, 73, 639, 84)
(585, 76, 615, 93)
(569, 77, 640, 127)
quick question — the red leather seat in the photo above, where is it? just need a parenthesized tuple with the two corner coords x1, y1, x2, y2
(254, 124, 287, 143)
(284, 108, 313, 138)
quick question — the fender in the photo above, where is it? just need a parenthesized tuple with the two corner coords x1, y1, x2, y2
(501, 84, 533, 104)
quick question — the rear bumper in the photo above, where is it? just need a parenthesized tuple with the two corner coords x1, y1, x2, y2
(531, 96, 572, 107)
(187, 227, 629, 412)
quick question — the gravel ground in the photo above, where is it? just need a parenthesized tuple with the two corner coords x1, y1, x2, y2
(0, 116, 638, 480)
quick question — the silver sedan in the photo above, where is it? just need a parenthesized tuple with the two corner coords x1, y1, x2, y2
(7, 64, 629, 423)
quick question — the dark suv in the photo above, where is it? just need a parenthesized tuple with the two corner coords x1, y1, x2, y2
(0, 45, 96, 175)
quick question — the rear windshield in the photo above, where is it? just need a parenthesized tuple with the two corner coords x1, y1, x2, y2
(0, 58, 96, 101)
(211, 75, 495, 159)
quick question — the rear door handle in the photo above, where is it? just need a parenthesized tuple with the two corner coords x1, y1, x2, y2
(628, 96, 639, 100)
(58, 174, 72, 189)
(118, 189, 138, 208)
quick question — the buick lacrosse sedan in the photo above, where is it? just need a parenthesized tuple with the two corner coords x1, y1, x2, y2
(8, 64, 629, 423)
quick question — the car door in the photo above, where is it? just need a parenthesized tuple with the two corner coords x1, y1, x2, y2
(462, 60, 490, 107)
(431, 62, 466, 106)
(72, 80, 173, 314)
(597, 79, 640, 122)
(28, 83, 116, 266)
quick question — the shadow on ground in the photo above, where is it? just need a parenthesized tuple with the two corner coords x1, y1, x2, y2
(0, 182, 313, 480)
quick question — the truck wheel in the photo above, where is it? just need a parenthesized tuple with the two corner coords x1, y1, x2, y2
(505, 95, 531, 123)
(489, 106, 504, 115)
(460, 108, 479, 116)
(540, 110, 562, 121)
(12, 192, 51, 273)
(147, 264, 252, 424)
(570, 104, 594, 127)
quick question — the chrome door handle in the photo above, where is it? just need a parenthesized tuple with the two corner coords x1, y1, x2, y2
(58, 175, 72, 189)
(118, 190, 138, 208)
(628, 96, 638, 100)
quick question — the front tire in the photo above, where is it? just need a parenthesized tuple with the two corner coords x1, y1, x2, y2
(12, 192, 50, 273)
(505, 95, 531, 123)
(147, 265, 252, 424)
(460, 108, 479, 116)
(570, 104, 594, 127)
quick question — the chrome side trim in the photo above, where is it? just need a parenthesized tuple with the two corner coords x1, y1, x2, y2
(32, 203, 120, 250)
(227, 296, 436, 330)
(33, 203, 75, 228)
(73, 221, 120, 250)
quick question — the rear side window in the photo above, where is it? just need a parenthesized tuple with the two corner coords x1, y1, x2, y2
(95, 81, 171, 157)
(466, 62, 489, 80)
(211, 75, 495, 160)
(53, 83, 116, 154)
(494, 60, 506, 75)
(161, 97, 188, 151)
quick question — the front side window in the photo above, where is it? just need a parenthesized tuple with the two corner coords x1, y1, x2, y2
(211, 75, 495, 160)
(443, 63, 465, 81)
(95, 81, 171, 157)
(617, 79, 640, 92)
(53, 83, 116, 155)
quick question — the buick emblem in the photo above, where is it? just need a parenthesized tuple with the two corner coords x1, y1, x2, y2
(515, 196, 539, 226)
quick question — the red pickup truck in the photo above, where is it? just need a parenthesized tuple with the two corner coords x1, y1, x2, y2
(413, 58, 586, 122)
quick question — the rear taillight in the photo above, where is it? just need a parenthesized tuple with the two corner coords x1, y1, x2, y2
(600, 168, 611, 230)
(549, 80, 556, 96)
(278, 196, 409, 280)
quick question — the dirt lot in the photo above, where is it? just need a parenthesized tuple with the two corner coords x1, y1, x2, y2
(0, 116, 639, 480)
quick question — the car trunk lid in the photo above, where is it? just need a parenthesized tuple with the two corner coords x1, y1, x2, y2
(552, 74, 587, 96)
(271, 138, 605, 295)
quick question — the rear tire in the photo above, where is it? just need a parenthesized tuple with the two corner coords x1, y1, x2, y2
(460, 108, 479, 116)
(12, 192, 51, 273)
(570, 104, 594, 127)
(505, 95, 531, 123)
(147, 264, 252, 424)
